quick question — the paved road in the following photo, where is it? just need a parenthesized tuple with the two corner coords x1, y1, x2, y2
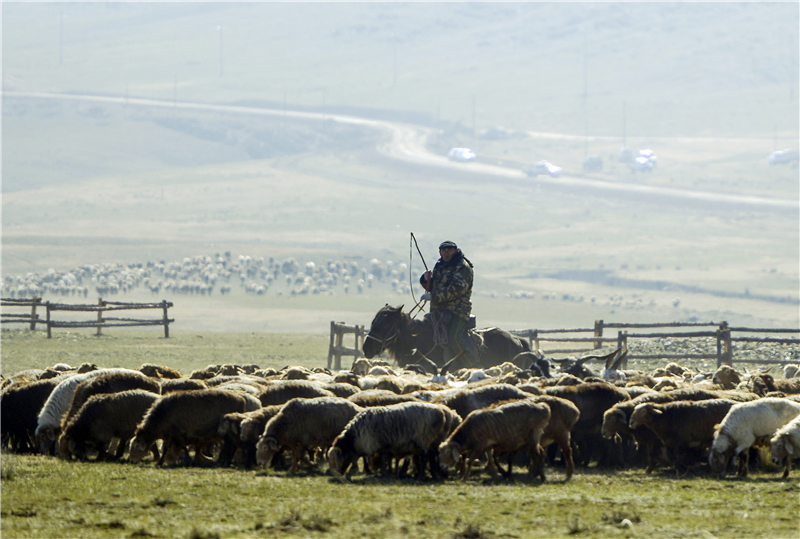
(7, 90, 798, 213)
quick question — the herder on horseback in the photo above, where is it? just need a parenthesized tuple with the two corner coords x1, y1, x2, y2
(420, 240, 481, 366)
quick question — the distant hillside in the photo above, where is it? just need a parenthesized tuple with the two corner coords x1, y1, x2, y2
(3, 2, 797, 137)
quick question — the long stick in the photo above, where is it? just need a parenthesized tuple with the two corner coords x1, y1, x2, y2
(409, 233, 431, 318)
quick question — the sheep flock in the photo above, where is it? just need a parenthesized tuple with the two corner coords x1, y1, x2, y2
(3, 354, 800, 483)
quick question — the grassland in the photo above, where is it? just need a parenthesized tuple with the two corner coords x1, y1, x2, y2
(2, 331, 799, 539)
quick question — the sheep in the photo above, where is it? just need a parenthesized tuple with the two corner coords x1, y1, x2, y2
(138, 363, 183, 379)
(1, 377, 63, 452)
(257, 380, 335, 406)
(528, 395, 581, 479)
(160, 378, 208, 394)
(709, 397, 800, 477)
(438, 399, 551, 481)
(432, 384, 532, 420)
(348, 389, 417, 408)
(256, 397, 363, 472)
(769, 415, 800, 478)
(755, 373, 800, 395)
(327, 402, 448, 480)
(129, 389, 256, 466)
(35, 368, 139, 455)
(543, 382, 630, 467)
(62, 371, 161, 427)
(58, 390, 160, 461)
(629, 399, 737, 477)
(322, 382, 361, 399)
(710, 365, 743, 390)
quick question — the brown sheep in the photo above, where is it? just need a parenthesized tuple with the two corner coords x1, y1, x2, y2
(629, 399, 737, 477)
(1, 377, 63, 452)
(138, 363, 183, 379)
(160, 378, 208, 394)
(129, 389, 254, 466)
(217, 405, 284, 468)
(433, 384, 532, 420)
(438, 399, 551, 481)
(257, 380, 335, 406)
(256, 397, 363, 472)
(59, 390, 160, 461)
(322, 382, 361, 399)
(543, 382, 630, 467)
(347, 389, 417, 408)
(528, 395, 581, 479)
(62, 371, 161, 428)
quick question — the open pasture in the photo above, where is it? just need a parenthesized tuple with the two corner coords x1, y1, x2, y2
(2, 330, 799, 539)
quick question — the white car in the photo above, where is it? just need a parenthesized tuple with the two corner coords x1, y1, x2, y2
(448, 148, 476, 162)
(523, 161, 562, 178)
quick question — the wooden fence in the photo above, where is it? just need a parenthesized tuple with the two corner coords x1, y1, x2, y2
(328, 321, 365, 371)
(510, 320, 800, 368)
(1, 297, 174, 338)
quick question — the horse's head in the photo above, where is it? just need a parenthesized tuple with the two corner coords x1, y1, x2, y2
(363, 304, 405, 359)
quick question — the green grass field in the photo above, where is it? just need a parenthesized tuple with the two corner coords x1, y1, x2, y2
(2, 331, 799, 539)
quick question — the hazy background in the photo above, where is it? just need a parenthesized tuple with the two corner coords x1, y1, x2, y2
(2, 2, 799, 334)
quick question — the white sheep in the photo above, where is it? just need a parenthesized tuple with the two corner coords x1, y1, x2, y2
(770, 415, 800, 478)
(35, 368, 138, 455)
(709, 397, 800, 477)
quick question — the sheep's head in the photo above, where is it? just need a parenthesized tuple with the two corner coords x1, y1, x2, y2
(326, 446, 349, 477)
(629, 403, 660, 430)
(438, 441, 461, 468)
(217, 415, 240, 437)
(709, 430, 733, 477)
(128, 436, 150, 464)
(35, 427, 57, 455)
(770, 434, 793, 465)
(601, 408, 627, 442)
(256, 436, 280, 468)
(57, 434, 72, 459)
(712, 365, 742, 388)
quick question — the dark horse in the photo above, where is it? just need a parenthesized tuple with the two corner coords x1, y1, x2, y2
(362, 304, 531, 372)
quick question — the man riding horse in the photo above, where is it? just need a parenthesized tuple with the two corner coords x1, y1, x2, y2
(420, 240, 481, 366)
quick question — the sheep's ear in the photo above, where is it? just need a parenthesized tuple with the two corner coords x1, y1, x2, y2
(785, 439, 794, 456)
(450, 446, 461, 464)
(231, 422, 240, 436)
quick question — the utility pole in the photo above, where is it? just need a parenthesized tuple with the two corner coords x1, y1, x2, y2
(217, 25, 224, 78)
(59, 13, 64, 66)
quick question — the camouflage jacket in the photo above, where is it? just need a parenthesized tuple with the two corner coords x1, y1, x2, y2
(419, 251, 473, 320)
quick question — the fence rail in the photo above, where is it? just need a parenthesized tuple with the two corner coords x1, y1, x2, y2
(1, 297, 174, 338)
(509, 320, 799, 368)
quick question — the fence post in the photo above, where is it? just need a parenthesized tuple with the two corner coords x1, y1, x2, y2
(46, 301, 52, 339)
(30, 297, 40, 331)
(594, 319, 604, 349)
(354, 325, 364, 363)
(722, 323, 733, 366)
(716, 324, 724, 368)
(327, 321, 336, 370)
(334, 323, 344, 371)
(532, 329, 539, 351)
(162, 300, 170, 338)
(96, 297, 104, 337)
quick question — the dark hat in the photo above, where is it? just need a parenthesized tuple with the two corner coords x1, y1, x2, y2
(439, 240, 458, 250)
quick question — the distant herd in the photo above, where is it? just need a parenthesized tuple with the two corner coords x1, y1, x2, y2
(3, 356, 800, 482)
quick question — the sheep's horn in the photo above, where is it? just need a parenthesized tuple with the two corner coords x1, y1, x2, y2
(412, 350, 440, 375)
(440, 351, 468, 376)
(579, 349, 619, 366)
(609, 349, 628, 371)
(763, 366, 774, 374)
